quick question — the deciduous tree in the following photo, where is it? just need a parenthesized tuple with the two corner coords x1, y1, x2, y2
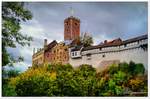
(2, 2, 33, 66)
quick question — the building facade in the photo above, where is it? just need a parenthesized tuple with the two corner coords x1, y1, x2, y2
(44, 40, 57, 65)
(51, 42, 69, 64)
(69, 34, 148, 70)
(32, 48, 45, 66)
(32, 39, 57, 66)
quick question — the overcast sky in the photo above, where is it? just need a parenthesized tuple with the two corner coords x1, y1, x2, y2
(6, 2, 148, 72)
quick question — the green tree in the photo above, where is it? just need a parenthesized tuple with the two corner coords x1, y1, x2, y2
(134, 63, 145, 75)
(2, 2, 32, 66)
(2, 69, 20, 79)
(81, 32, 93, 47)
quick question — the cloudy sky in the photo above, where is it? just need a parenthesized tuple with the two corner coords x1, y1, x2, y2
(6, 2, 148, 72)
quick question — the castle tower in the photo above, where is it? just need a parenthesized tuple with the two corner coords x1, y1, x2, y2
(64, 16, 80, 42)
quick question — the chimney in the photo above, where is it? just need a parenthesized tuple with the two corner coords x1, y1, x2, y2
(104, 40, 107, 44)
(33, 48, 35, 54)
(44, 39, 47, 48)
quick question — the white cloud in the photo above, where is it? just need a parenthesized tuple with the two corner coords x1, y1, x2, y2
(4, 62, 31, 72)
(20, 19, 45, 40)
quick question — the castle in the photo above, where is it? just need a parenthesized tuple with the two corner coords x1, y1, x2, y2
(32, 15, 148, 70)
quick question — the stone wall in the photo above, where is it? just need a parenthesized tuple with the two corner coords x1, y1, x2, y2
(51, 43, 69, 64)
(32, 49, 45, 66)
(69, 39, 148, 70)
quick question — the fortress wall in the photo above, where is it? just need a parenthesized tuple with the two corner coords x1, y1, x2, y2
(69, 39, 148, 70)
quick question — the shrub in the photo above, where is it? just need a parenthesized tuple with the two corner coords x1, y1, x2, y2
(2, 83, 17, 96)
(4, 62, 147, 96)
(128, 75, 146, 92)
(134, 63, 145, 75)
(113, 71, 127, 85)
(14, 66, 56, 96)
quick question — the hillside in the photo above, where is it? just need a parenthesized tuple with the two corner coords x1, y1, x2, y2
(3, 61, 147, 96)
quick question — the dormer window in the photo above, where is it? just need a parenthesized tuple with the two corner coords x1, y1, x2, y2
(99, 48, 102, 51)
(75, 52, 77, 56)
(72, 52, 74, 56)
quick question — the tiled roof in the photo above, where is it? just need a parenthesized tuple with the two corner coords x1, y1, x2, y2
(45, 40, 57, 52)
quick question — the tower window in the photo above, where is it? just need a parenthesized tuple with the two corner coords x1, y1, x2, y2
(75, 23, 77, 25)
(47, 53, 49, 57)
(65, 48, 67, 51)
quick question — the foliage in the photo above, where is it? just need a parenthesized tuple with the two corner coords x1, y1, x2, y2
(2, 2, 32, 66)
(128, 75, 147, 92)
(133, 63, 145, 75)
(3, 69, 20, 78)
(2, 69, 20, 96)
(2, 82, 17, 96)
(3, 62, 148, 96)
(80, 32, 93, 47)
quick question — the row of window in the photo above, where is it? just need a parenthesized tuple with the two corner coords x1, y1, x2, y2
(53, 48, 68, 53)
(65, 22, 79, 26)
(72, 52, 77, 56)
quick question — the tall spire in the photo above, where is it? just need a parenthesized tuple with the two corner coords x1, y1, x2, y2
(70, 7, 74, 16)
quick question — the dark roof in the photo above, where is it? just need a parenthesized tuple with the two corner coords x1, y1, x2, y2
(82, 45, 99, 51)
(45, 40, 57, 52)
(82, 34, 148, 51)
(123, 34, 148, 44)
(71, 45, 83, 51)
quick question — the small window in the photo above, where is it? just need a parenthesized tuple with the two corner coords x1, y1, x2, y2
(66, 22, 69, 25)
(86, 53, 91, 57)
(124, 44, 127, 47)
(102, 54, 105, 58)
(47, 53, 49, 57)
(86, 53, 91, 60)
(75, 23, 77, 25)
(65, 48, 68, 51)
(72, 52, 74, 56)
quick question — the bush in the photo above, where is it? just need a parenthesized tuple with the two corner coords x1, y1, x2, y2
(14, 66, 57, 96)
(2, 83, 17, 96)
(4, 62, 147, 96)
(134, 63, 145, 75)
